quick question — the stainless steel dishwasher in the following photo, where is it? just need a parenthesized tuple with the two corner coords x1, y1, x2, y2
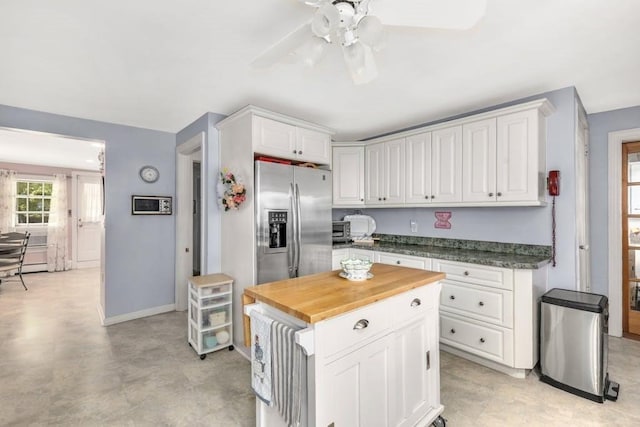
(539, 288, 619, 403)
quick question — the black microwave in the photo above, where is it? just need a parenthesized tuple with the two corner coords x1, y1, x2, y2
(332, 221, 351, 243)
(131, 195, 172, 215)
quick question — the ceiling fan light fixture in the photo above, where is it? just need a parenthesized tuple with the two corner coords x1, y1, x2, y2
(311, 3, 340, 37)
(342, 41, 378, 85)
(356, 15, 386, 51)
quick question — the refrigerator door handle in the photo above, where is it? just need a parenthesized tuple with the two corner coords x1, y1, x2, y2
(288, 183, 296, 278)
(294, 183, 302, 277)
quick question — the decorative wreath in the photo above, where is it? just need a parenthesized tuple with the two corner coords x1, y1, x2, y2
(218, 169, 246, 211)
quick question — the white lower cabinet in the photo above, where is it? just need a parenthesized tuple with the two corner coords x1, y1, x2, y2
(376, 252, 432, 270)
(433, 259, 546, 378)
(314, 283, 443, 427)
(332, 248, 349, 270)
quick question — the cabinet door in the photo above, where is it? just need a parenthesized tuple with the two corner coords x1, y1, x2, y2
(462, 118, 497, 202)
(332, 248, 349, 270)
(332, 146, 365, 206)
(297, 127, 331, 164)
(391, 312, 437, 427)
(365, 142, 385, 205)
(253, 116, 297, 160)
(384, 138, 406, 204)
(350, 248, 375, 261)
(321, 334, 394, 427)
(496, 110, 539, 202)
(405, 133, 432, 203)
(431, 126, 462, 203)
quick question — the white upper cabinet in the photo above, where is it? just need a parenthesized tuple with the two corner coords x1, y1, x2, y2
(463, 118, 497, 202)
(366, 139, 405, 205)
(332, 98, 553, 208)
(332, 146, 365, 206)
(253, 115, 331, 165)
(496, 109, 542, 202)
(431, 126, 463, 203)
(406, 129, 462, 204)
(296, 127, 332, 164)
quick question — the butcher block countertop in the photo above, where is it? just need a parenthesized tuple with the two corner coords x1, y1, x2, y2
(243, 264, 445, 324)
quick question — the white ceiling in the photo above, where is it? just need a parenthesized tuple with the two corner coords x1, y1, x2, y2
(0, 0, 638, 141)
(0, 128, 103, 171)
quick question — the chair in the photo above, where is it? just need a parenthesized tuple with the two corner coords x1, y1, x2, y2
(0, 232, 30, 290)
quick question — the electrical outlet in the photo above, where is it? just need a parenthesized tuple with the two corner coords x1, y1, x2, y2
(410, 220, 418, 233)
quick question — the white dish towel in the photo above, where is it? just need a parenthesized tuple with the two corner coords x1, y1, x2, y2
(250, 310, 274, 405)
(272, 320, 306, 427)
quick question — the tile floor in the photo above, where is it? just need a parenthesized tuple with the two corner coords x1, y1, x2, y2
(1, 269, 639, 426)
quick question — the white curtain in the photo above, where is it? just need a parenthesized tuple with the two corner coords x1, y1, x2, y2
(47, 174, 70, 272)
(0, 169, 17, 233)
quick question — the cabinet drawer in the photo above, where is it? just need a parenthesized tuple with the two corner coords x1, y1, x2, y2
(349, 248, 375, 261)
(440, 281, 513, 328)
(376, 252, 430, 270)
(433, 259, 513, 290)
(315, 300, 391, 359)
(440, 313, 514, 366)
(390, 284, 438, 325)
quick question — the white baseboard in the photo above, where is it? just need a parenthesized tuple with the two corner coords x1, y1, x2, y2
(101, 303, 176, 326)
(440, 343, 530, 379)
(76, 260, 100, 269)
(96, 302, 106, 324)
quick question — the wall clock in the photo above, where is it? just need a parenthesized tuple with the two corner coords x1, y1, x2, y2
(139, 165, 159, 183)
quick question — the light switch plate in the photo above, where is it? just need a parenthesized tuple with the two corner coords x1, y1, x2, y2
(410, 220, 418, 233)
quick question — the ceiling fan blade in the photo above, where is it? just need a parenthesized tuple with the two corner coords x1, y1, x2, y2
(370, 0, 487, 30)
(342, 42, 378, 85)
(251, 22, 314, 69)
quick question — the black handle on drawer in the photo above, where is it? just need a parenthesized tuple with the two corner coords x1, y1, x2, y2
(411, 298, 421, 307)
(463, 271, 470, 276)
(480, 338, 485, 343)
(478, 301, 484, 307)
(353, 319, 369, 330)
(450, 328, 456, 334)
(396, 260, 401, 265)
(449, 295, 455, 300)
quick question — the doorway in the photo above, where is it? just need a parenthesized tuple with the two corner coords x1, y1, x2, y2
(622, 141, 640, 337)
(175, 132, 205, 311)
(72, 172, 103, 269)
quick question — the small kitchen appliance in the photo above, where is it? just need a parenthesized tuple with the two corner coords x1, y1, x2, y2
(540, 288, 619, 403)
(332, 221, 351, 243)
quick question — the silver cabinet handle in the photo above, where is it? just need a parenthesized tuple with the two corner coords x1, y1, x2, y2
(480, 338, 485, 343)
(411, 298, 421, 307)
(353, 319, 369, 330)
(463, 271, 469, 276)
(478, 301, 484, 307)
(449, 295, 455, 300)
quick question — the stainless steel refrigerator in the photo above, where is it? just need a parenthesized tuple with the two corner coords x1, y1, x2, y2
(255, 160, 332, 284)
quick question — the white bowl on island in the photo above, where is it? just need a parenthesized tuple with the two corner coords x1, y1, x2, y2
(340, 258, 373, 281)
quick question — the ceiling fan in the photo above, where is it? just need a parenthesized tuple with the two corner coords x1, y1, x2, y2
(252, 0, 487, 85)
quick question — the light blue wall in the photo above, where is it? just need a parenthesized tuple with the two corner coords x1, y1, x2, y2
(588, 105, 640, 296)
(0, 104, 176, 318)
(335, 87, 580, 290)
(176, 112, 226, 273)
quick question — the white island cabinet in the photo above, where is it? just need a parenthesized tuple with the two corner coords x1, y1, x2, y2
(243, 264, 445, 427)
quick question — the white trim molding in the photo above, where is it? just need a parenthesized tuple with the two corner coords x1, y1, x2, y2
(100, 303, 175, 326)
(608, 127, 640, 337)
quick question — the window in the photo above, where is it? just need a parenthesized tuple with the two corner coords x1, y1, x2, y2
(16, 180, 53, 226)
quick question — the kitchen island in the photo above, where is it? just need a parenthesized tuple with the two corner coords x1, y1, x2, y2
(243, 264, 445, 427)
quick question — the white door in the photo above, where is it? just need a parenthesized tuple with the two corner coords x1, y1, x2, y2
(463, 119, 497, 202)
(405, 133, 432, 203)
(332, 146, 365, 206)
(296, 127, 331, 164)
(496, 111, 538, 202)
(74, 173, 103, 268)
(432, 126, 463, 203)
(365, 142, 385, 205)
(576, 106, 591, 292)
(385, 138, 406, 204)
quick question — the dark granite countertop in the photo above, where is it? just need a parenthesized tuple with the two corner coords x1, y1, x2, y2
(333, 235, 551, 270)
